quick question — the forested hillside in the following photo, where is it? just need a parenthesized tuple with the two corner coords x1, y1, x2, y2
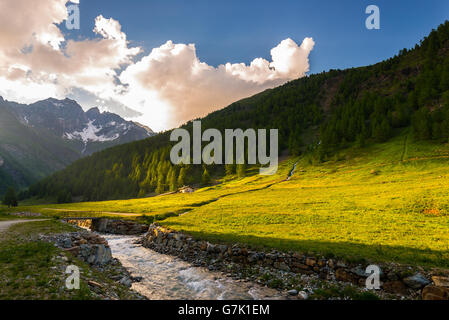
(29, 21, 449, 202)
(0, 97, 153, 196)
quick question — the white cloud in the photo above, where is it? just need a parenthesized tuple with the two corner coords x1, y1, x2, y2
(0, 0, 315, 132)
(117, 37, 315, 129)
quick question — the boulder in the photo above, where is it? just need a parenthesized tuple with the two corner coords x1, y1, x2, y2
(403, 273, 431, 289)
(287, 289, 298, 296)
(305, 257, 316, 267)
(422, 285, 449, 300)
(431, 276, 449, 287)
(336, 268, 358, 284)
(298, 291, 309, 300)
(382, 281, 408, 295)
(119, 277, 132, 288)
(64, 246, 80, 256)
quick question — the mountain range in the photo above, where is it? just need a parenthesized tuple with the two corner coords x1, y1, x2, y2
(0, 97, 154, 194)
(28, 20, 449, 202)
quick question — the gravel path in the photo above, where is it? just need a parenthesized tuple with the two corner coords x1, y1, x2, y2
(0, 219, 48, 233)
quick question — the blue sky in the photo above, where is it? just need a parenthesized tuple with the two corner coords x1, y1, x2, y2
(71, 0, 449, 73)
(2, 0, 449, 131)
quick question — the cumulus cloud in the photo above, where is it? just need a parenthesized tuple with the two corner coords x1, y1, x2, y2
(0, 0, 140, 103)
(118, 37, 314, 129)
(0, 0, 315, 131)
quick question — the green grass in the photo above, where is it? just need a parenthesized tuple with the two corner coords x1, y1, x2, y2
(6, 130, 449, 269)
(0, 220, 141, 300)
(310, 285, 380, 300)
(0, 220, 93, 300)
(162, 132, 449, 267)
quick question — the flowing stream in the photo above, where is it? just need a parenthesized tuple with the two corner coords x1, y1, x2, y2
(104, 234, 285, 300)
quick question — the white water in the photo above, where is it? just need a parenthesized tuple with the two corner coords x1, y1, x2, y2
(104, 235, 285, 300)
(286, 161, 299, 181)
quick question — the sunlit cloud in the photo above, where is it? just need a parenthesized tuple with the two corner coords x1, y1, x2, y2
(0, 0, 315, 132)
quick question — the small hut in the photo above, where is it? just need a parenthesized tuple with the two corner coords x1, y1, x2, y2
(179, 186, 194, 193)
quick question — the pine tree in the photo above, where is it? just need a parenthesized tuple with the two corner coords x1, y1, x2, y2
(237, 164, 246, 178)
(2, 187, 18, 208)
(155, 175, 165, 194)
(225, 164, 236, 176)
(168, 167, 177, 191)
(201, 168, 211, 186)
(177, 167, 186, 187)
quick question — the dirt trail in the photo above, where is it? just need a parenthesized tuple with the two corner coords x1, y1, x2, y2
(42, 208, 142, 217)
(0, 219, 48, 233)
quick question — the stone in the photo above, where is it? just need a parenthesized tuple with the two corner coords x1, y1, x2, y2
(64, 246, 80, 256)
(298, 291, 309, 300)
(422, 285, 449, 300)
(292, 262, 309, 270)
(318, 259, 327, 268)
(387, 272, 399, 281)
(336, 268, 358, 284)
(119, 277, 132, 288)
(263, 259, 274, 266)
(287, 289, 298, 296)
(293, 253, 304, 261)
(131, 276, 143, 282)
(432, 276, 449, 287)
(382, 281, 408, 295)
(278, 262, 290, 272)
(218, 245, 228, 253)
(91, 244, 112, 265)
(206, 243, 216, 253)
(305, 257, 316, 267)
(62, 238, 72, 248)
(351, 266, 370, 278)
(88, 280, 103, 288)
(403, 273, 431, 289)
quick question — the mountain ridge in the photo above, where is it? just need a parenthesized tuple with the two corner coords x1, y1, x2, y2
(0, 97, 155, 194)
(28, 20, 449, 202)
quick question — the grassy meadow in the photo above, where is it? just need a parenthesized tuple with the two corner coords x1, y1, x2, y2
(2, 130, 449, 268)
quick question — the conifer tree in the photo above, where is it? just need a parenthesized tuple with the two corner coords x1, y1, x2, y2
(201, 167, 211, 186)
(237, 164, 246, 178)
(168, 167, 177, 191)
(178, 167, 186, 187)
(2, 187, 18, 208)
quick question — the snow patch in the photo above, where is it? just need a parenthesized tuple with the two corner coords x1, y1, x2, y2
(64, 120, 120, 143)
(52, 102, 65, 108)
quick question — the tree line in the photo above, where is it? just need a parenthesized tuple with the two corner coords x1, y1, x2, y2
(27, 21, 449, 202)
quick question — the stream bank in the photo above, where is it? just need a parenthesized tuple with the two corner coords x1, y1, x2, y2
(65, 218, 449, 300)
(142, 224, 449, 300)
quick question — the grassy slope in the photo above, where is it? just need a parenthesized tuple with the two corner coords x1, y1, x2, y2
(0, 220, 142, 300)
(3, 131, 449, 268)
(0, 104, 80, 193)
(163, 131, 449, 268)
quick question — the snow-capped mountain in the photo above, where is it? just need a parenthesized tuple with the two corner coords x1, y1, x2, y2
(0, 96, 154, 194)
(9, 97, 154, 155)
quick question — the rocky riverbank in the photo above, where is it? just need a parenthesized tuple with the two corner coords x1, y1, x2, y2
(142, 224, 449, 300)
(41, 229, 145, 300)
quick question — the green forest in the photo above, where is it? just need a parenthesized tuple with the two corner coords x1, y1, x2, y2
(28, 21, 449, 202)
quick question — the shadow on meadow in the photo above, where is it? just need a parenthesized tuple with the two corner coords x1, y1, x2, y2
(162, 223, 449, 269)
